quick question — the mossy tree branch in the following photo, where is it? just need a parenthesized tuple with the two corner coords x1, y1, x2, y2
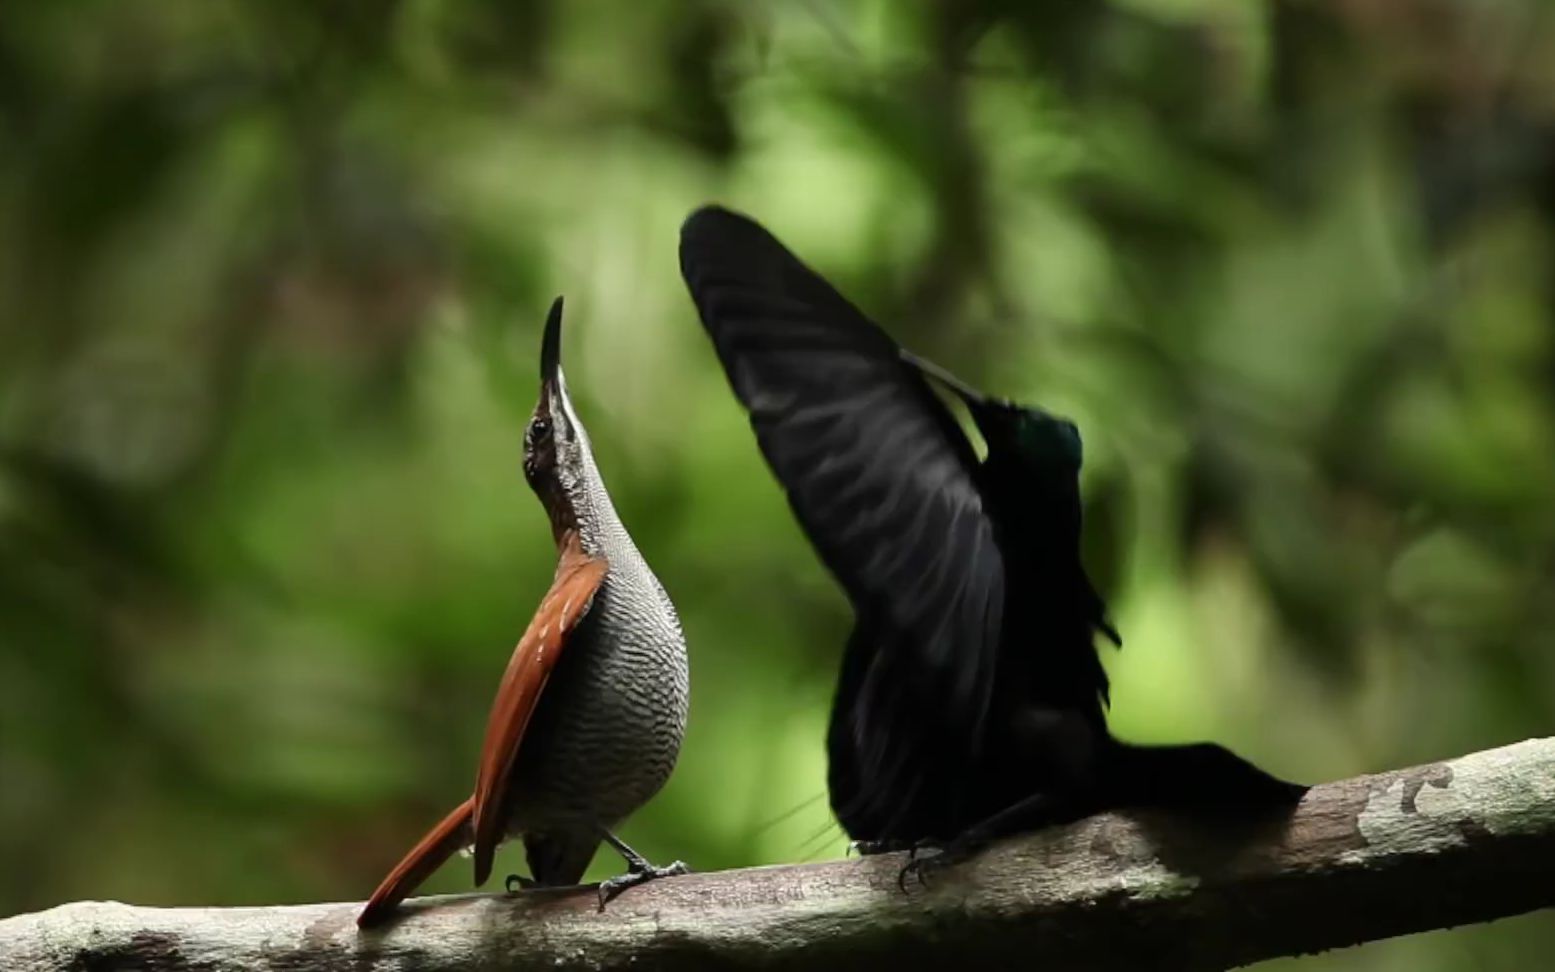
(3, 738, 1552, 971)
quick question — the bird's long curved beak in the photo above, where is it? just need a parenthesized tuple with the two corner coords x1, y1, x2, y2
(900, 348, 991, 408)
(541, 296, 564, 391)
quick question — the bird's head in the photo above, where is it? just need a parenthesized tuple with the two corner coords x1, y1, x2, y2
(525, 297, 594, 505)
(901, 349, 1083, 478)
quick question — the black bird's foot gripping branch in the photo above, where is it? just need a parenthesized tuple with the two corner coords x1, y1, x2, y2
(503, 874, 538, 893)
(895, 840, 958, 891)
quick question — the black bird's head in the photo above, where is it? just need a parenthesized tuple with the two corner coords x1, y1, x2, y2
(901, 349, 1083, 480)
(966, 400, 1083, 480)
(525, 297, 594, 532)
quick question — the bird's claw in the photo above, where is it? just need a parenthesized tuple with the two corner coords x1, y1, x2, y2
(596, 860, 690, 912)
(896, 839, 953, 892)
(504, 873, 538, 894)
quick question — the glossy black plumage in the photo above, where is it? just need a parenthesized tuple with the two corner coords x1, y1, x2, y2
(680, 205, 1304, 846)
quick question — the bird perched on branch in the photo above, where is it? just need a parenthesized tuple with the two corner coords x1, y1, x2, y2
(357, 298, 690, 928)
(679, 206, 1303, 872)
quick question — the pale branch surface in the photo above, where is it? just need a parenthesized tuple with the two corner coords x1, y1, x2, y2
(3, 738, 1551, 972)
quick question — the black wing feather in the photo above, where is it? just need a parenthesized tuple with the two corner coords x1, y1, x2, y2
(679, 206, 1007, 797)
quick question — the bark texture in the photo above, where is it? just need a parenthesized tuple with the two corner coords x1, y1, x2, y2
(2, 738, 1552, 971)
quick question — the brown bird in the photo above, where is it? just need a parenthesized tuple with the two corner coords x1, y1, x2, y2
(357, 297, 691, 928)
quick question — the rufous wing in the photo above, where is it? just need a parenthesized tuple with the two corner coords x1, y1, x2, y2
(469, 535, 608, 886)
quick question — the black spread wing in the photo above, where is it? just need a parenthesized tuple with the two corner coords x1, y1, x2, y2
(679, 206, 1007, 827)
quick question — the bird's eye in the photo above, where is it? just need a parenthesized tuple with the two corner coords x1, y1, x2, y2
(530, 417, 552, 442)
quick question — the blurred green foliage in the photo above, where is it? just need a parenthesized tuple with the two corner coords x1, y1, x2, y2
(1, 0, 1552, 966)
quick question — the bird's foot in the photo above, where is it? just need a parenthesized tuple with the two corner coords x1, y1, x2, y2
(596, 859, 689, 911)
(897, 836, 986, 891)
(848, 838, 912, 856)
(596, 830, 690, 910)
(894, 793, 1072, 891)
(504, 873, 538, 894)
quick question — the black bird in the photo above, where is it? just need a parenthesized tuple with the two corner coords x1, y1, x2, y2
(679, 206, 1305, 865)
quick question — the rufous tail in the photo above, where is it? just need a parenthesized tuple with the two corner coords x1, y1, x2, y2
(357, 797, 475, 928)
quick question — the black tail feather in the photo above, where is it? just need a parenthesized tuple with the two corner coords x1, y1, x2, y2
(1103, 740, 1308, 813)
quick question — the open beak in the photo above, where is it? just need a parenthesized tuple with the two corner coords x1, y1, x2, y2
(901, 347, 1000, 410)
(900, 347, 1021, 441)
